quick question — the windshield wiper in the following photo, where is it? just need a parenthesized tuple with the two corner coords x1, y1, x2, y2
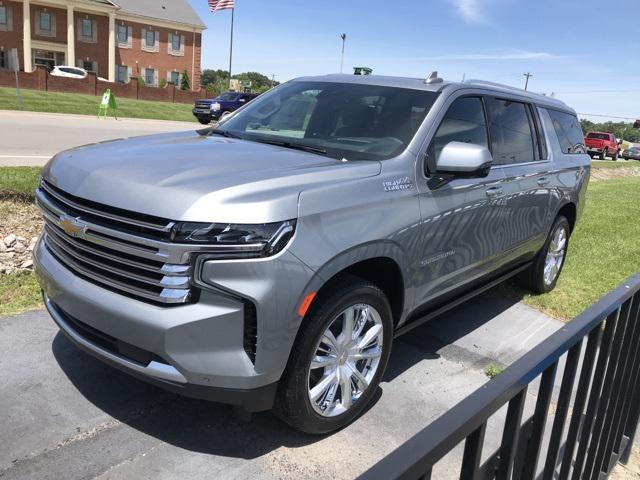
(197, 128, 242, 139)
(252, 138, 328, 156)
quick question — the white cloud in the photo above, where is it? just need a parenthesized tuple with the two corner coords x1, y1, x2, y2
(451, 0, 485, 23)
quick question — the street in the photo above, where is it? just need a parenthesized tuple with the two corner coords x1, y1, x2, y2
(0, 294, 562, 479)
(0, 111, 198, 167)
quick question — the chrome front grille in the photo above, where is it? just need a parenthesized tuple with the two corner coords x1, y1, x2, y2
(36, 181, 193, 305)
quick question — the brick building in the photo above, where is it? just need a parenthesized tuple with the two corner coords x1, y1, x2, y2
(0, 0, 205, 90)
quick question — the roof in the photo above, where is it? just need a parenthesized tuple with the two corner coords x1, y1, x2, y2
(292, 74, 572, 112)
(113, 0, 206, 28)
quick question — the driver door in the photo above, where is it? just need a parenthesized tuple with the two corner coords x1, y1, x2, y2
(414, 95, 507, 307)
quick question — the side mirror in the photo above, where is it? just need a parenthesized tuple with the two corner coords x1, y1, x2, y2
(436, 141, 493, 178)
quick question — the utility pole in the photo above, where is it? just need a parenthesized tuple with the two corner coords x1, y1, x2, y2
(523, 72, 533, 91)
(271, 74, 275, 89)
(340, 33, 347, 73)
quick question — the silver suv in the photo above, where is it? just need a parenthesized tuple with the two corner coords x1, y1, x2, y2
(34, 74, 590, 434)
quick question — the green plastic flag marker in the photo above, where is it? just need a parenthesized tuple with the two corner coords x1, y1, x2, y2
(98, 89, 117, 119)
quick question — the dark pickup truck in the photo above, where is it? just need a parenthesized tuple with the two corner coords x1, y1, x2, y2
(192, 91, 259, 124)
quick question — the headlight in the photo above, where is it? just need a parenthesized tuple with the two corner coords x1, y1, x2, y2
(170, 220, 296, 258)
(211, 102, 221, 112)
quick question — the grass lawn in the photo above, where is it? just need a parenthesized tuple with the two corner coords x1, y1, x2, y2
(0, 87, 197, 122)
(500, 177, 640, 320)
(0, 271, 41, 317)
(592, 159, 640, 169)
(0, 167, 41, 200)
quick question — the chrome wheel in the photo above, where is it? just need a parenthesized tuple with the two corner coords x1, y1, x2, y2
(307, 304, 384, 417)
(544, 225, 567, 286)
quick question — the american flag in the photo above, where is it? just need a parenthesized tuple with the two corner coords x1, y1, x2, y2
(208, 0, 235, 12)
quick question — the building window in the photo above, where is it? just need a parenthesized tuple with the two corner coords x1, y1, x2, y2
(0, 51, 6, 69)
(116, 65, 129, 83)
(35, 11, 56, 36)
(0, 7, 7, 26)
(40, 12, 51, 31)
(171, 34, 181, 51)
(168, 33, 184, 56)
(83, 60, 95, 72)
(170, 71, 179, 85)
(0, 5, 11, 32)
(142, 28, 159, 53)
(82, 19, 92, 38)
(117, 24, 127, 43)
(145, 68, 156, 85)
(78, 18, 96, 43)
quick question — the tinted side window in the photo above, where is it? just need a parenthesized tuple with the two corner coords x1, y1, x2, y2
(547, 109, 587, 154)
(426, 96, 488, 174)
(487, 98, 536, 165)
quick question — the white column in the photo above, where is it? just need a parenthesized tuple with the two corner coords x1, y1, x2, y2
(108, 13, 115, 82)
(66, 5, 75, 67)
(23, 0, 32, 72)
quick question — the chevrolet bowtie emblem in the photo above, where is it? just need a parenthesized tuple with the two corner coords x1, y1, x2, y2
(59, 215, 87, 238)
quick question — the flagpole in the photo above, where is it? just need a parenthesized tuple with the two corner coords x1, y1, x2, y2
(228, 7, 234, 90)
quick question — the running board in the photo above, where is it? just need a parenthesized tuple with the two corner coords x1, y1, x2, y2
(394, 262, 532, 338)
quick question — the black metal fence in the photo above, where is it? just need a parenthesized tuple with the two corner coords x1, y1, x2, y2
(359, 274, 640, 480)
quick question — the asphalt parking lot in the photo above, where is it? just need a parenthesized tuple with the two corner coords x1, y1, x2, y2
(0, 293, 563, 480)
(0, 111, 197, 167)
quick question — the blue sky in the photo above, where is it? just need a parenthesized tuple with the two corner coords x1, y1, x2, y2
(188, 0, 640, 122)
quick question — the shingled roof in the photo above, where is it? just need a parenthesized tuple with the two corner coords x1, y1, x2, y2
(113, 0, 206, 28)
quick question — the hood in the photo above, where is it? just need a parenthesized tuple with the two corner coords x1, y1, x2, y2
(42, 131, 381, 224)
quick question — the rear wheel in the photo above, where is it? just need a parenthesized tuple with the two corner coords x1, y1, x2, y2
(600, 148, 608, 160)
(516, 216, 570, 294)
(611, 150, 618, 161)
(275, 276, 393, 434)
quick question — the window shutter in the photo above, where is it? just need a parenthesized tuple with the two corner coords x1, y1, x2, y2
(153, 70, 159, 86)
(155, 31, 160, 52)
(167, 70, 172, 82)
(178, 73, 184, 86)
(167, 33, 172, 54)
(141, 28, 147, 48)
(50, 13, 56, 37)
(92, 61, 98, 74)
(76, 58, 83, 68)
(92, 20, 97, 43)
(127, 66, 132, 82)
(180, 35, 185, 55)
(127, 26, 132, 48)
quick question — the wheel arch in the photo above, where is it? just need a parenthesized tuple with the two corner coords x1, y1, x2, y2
(556, 202, 577, 233)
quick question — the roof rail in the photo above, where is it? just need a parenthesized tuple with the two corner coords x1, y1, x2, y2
(462, 78, 568, 107)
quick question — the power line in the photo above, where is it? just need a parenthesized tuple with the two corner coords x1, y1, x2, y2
(578, 113, 638, 121)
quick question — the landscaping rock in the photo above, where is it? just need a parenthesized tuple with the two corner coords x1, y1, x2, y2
(0, 242, 6, 253)
(13, 242, 26, 254)
(3, 234, 16, 247)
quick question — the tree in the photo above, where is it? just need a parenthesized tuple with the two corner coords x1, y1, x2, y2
(232, 71, 279, 93)
(180, 70, 190, 91)
(580, 119, 640, 143)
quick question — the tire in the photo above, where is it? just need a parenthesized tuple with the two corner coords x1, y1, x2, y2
(275, 276, 393, 434)
(611, 150, 618, 161)
(516, 216, 570, 294)
(600, 149, 608, 160)
(197, 116, 211, 125)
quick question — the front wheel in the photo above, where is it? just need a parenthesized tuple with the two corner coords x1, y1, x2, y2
(275, 276, 393, 434)
(196, 115, 211, 125)
(516, 216, 570, 294)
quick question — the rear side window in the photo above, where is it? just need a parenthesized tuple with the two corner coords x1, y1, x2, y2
(486, 98, 536, 165)
(426, 96, 488, 174)
(547, 109, 586, 154)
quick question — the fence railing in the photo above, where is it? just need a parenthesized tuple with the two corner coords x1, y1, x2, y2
(358, 273, 640, 480)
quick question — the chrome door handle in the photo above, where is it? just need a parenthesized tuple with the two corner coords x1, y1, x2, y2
(486, 186, 504, 197)
(537, 177, 550, 186)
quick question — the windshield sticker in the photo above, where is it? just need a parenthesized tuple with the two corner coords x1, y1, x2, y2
(383, 177, 414, 192)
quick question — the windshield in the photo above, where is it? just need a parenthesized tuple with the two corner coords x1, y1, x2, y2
(587, 133, 610, 140)
(217, 92, 241, 101)
(217, 81, 439, 160)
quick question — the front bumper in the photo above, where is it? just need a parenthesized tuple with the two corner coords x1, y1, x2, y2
(34, 236, 315, 411)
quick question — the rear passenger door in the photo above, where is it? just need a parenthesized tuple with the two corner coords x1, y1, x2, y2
(486, 97, 552, 260)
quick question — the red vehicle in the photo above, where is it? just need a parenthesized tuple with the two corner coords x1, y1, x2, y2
(585, 132, 620, 160)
